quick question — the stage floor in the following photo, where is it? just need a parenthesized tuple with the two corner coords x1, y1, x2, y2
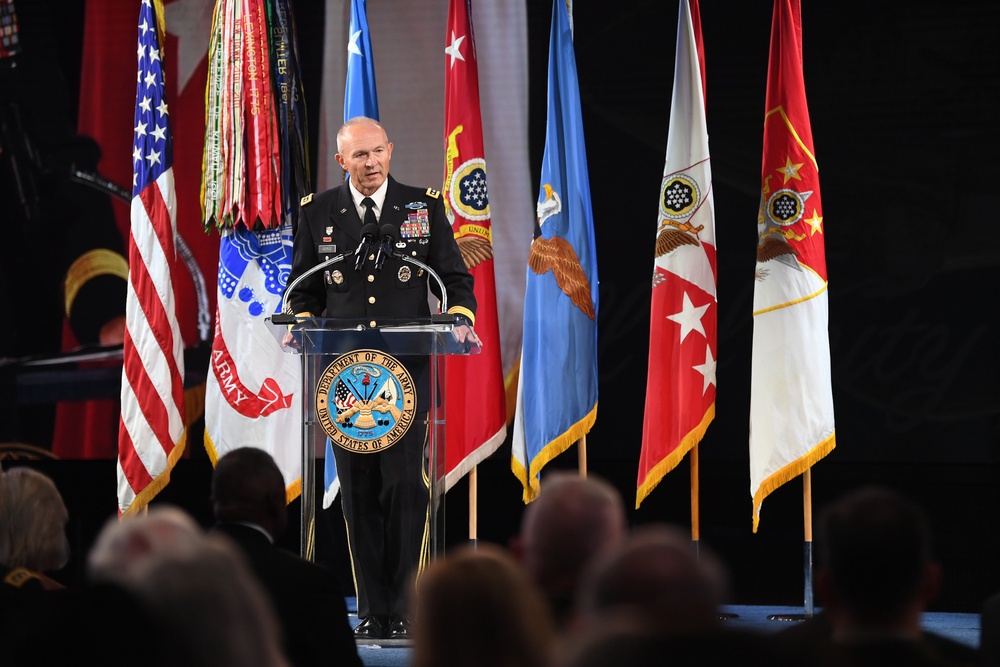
(351, 603, 982, 667)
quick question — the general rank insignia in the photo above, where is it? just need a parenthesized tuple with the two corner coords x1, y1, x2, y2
(425, 188, 440, 199)
(300, 193, 314, 206)
(315, 350, 417, 453)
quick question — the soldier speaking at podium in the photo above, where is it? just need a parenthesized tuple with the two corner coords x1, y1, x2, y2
(286, 117, 480, 640)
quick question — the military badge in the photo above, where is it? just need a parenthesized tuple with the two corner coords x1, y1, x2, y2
(331, 270, 344, 285)
(654, 172, 706, 258)
(315, 350, 417, 453)
(405, 201, 427, 210)
(398, 266, 411, 282)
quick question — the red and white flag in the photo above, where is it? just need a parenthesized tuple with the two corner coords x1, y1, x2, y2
(636, 0, 716, 509)
(750, 0, 835, 531)
(117, 0, 186, 516)
(442, 0, 506, 488)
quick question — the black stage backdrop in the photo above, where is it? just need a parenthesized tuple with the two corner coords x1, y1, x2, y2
(12, 0, 1000, 613)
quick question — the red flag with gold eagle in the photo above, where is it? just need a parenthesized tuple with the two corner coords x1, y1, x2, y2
(750, 0, 835, 532)
(442, 0, 506, 489)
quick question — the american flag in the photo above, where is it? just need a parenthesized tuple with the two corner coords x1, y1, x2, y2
(117, 0, 186, 517)
(335, 379, 358, 413)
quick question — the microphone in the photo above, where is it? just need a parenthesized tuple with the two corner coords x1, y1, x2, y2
(354, 222, 379, 271)
(373, 223, 396, 272)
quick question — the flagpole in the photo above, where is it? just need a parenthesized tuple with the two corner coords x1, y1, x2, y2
(803, 468, 815, 616)
(578, 435, 587, 478)
(469, 465, 478, 546)
(767, 469, 816, 622)
(690, 445, 700, 542)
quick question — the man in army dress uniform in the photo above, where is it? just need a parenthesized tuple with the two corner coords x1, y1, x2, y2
(286, 117, 480, 640)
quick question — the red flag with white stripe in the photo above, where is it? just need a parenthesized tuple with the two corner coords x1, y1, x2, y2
(637, 0, 717, 509)
(750, 0, 835, 531)
(442, 0, 506, 488)
(117, 0, 186, 517)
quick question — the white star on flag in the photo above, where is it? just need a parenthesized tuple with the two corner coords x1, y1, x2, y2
(693, 345, 716, 395)
(163, 0, 215, 95)
(445, 31, 466, 68)
(666, 291, 709, 343)
(348, 29, 363, 56)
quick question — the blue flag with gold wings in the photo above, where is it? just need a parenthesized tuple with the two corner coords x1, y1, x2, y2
(511, 0, 599, 503)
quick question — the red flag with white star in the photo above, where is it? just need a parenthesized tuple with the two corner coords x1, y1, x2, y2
(749, 0, 835, 531)
(637, 0, 717, 509)
(442, 0, 506, 489)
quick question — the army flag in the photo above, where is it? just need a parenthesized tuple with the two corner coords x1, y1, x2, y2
(203, 0, 308, 501)
(750, 0, 835, 531)
(442, 0, 506, 488)
(511, 0, 599, 503)
(117, 0, 186, 517)
(636, 0, 717, 509)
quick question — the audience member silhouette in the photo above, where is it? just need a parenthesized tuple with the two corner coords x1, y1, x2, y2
(0, 466, 69, 611)
(774, 485, 979, 667)
(511, 472, 626, 628)
(573, 523, 727, 636)
(210, 447, 362, 667)
(410, 543, 556, 667)
(1, 467, 166, 666)
(982, 590, 1000, 666)
(88, 505, 290, 667)
(559, 524, 785, 667)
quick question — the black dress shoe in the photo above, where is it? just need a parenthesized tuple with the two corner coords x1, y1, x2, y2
(354, 616, 387, 640)
(388, 617, 412, 639)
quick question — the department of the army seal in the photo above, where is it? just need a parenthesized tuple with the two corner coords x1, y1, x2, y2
(315, 349, 416, 453)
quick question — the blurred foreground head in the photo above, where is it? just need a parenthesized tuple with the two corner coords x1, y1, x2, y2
(515, 472, 626, 624)
(412, 543, 555, 667)
(0, 466, 70, 573)
(817, 485, 939, 634)
(88, 506, 289, 667)
(575, 523, 729, 636)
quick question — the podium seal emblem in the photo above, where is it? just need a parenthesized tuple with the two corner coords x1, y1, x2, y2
(315, 349, 417, 453)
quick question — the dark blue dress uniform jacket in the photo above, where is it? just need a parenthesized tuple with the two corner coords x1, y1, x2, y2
(286, 175, 476, 326)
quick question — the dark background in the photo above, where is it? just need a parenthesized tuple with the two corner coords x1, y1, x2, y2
(7, 0, 999, 614)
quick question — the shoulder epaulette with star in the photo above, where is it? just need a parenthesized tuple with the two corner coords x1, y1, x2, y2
(425, 188, 440, 199)
(300, 193, 314, 206)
